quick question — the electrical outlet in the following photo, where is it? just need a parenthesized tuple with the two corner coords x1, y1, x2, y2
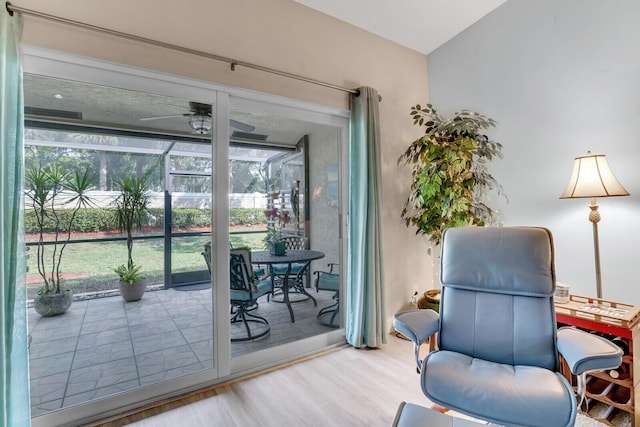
(411, 286, 419, 306)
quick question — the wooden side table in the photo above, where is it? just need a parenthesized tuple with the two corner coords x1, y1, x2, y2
(555, 294, 640, 426)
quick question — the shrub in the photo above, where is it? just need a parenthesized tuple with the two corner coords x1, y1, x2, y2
(230, 208, 266, 226)
(24, 207, 266, 234)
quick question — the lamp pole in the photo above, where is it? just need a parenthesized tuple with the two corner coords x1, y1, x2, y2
(588, 197, 602, 299)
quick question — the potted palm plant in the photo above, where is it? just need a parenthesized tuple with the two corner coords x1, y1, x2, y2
(398, 104, 505, 244)
(25, 165, 94, 316)
(113, 175, 150, 301)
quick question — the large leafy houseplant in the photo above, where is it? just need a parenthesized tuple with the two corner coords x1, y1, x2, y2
(113, 175, 150, 301)
(25, 165, 94, 316)
(398, 104, 504, 244)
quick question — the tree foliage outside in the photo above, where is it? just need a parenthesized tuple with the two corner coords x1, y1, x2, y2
(27, 128, 163, 192)
(23, 127, 280, 295)
(398, 104, 505, 244)
(230, 159, 266, 193)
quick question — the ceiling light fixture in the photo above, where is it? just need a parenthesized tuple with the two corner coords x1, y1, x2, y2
(54, 94, 64, 99)
(188, 114, 212, 134)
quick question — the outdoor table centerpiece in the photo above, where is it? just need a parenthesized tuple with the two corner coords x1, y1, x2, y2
(263, 207, 290, 256)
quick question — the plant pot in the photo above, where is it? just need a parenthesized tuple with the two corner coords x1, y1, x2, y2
(34, 289, 73, 317)
(119, 281, 146, 302)
(418, 289, 441, 312)
(269, 241, 287, 256)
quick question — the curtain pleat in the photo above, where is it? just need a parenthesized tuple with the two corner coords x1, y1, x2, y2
(0, 7, 30, 426)
(346, 87, 386, 348)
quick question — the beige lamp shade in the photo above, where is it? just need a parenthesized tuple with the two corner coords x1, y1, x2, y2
(560, 153, 629, 199)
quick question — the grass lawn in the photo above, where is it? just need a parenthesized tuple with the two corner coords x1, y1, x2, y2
(26, 230, 266, 299)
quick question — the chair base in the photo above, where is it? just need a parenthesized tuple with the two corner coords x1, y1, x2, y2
(317, 300, 339, 328)
(270, 286, 318, 306)
(230, 309, 270, 342)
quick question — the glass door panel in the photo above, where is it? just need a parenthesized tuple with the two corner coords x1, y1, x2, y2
(165, 152, 213, 290)
(23, 72, 218, 422)
(227, 97, 345, 362)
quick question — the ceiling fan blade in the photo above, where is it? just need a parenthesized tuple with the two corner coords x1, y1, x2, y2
(140, 113, 190, 121)
(230, 119, 255, 133)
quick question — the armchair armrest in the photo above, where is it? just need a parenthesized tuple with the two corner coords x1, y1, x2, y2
(393, 309, 440, 372)
(393, 309, 439, 345)
(557, 326, 623, 375)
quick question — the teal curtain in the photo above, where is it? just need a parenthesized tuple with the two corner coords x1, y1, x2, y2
(0, 7, 30, 427)
(346, 87, 386, 348)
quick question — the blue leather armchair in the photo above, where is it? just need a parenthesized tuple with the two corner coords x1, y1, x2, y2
(393, 227, 623, 427)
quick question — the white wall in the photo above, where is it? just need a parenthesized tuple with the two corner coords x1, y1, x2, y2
(14, 0, 431, 326)
(427, 0, 640, 303)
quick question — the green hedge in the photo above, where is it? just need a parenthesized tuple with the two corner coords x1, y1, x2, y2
(24, 208, 114, 233)
(24, 207, 266, 234)
(229, 208, 266, 226)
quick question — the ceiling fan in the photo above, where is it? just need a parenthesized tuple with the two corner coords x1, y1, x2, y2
(140, 101, 255, 135)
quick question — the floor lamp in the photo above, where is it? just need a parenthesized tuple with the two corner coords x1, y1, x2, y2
(560, 152, 629, 299)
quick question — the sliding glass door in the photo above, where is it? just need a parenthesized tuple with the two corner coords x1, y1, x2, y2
(23, 47, 348, 427)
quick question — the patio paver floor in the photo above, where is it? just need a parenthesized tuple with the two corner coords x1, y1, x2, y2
(28, 286, 336, 417)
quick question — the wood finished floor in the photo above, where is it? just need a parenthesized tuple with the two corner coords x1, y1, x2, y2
(87, 333, 429, 427)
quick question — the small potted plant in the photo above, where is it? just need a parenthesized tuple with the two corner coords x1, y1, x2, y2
(25, 165, 94, 316)
(263, 208, 289, 255)
(113, 175, 150, 301)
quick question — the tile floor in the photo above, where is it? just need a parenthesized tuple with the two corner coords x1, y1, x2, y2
(27, 286, 337, 417)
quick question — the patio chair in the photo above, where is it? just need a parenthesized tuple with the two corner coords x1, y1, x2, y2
(202, 242, 212, 274)
(269, 236, 316, 305)
(314, 263, 339, 328)
(392, 227, 623, 427)
(203, 242, 265, 279)
(230, 248, 272, 342)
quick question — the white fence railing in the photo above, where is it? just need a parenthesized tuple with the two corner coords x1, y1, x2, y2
(26, 191, 269, 210)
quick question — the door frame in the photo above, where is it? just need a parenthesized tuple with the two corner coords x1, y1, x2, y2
(23, 45, 349, 427)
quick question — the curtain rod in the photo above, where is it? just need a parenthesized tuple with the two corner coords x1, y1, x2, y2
(5, 2, 364, 97)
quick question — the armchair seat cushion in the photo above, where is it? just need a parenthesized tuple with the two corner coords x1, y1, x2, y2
(423, 350, 576, 427)
(230, 279, 271, 301)
(272, 262, 306, 275)
(316, 272, 339, 292)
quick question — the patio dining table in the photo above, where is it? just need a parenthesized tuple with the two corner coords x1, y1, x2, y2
(252, 249, 325, 323)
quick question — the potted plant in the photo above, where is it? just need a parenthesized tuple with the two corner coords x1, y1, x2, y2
(398, 104, 505, 244)
(263, 208, 289, 255)
(25, 165, 94, 316)
(113, 175, 150, 301)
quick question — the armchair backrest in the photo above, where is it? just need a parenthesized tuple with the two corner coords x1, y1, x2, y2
(230, 248, 258, 296)
(438, 227, 559, 370)
(280, 236, 308, 250)
(202, 242, 212, 274)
